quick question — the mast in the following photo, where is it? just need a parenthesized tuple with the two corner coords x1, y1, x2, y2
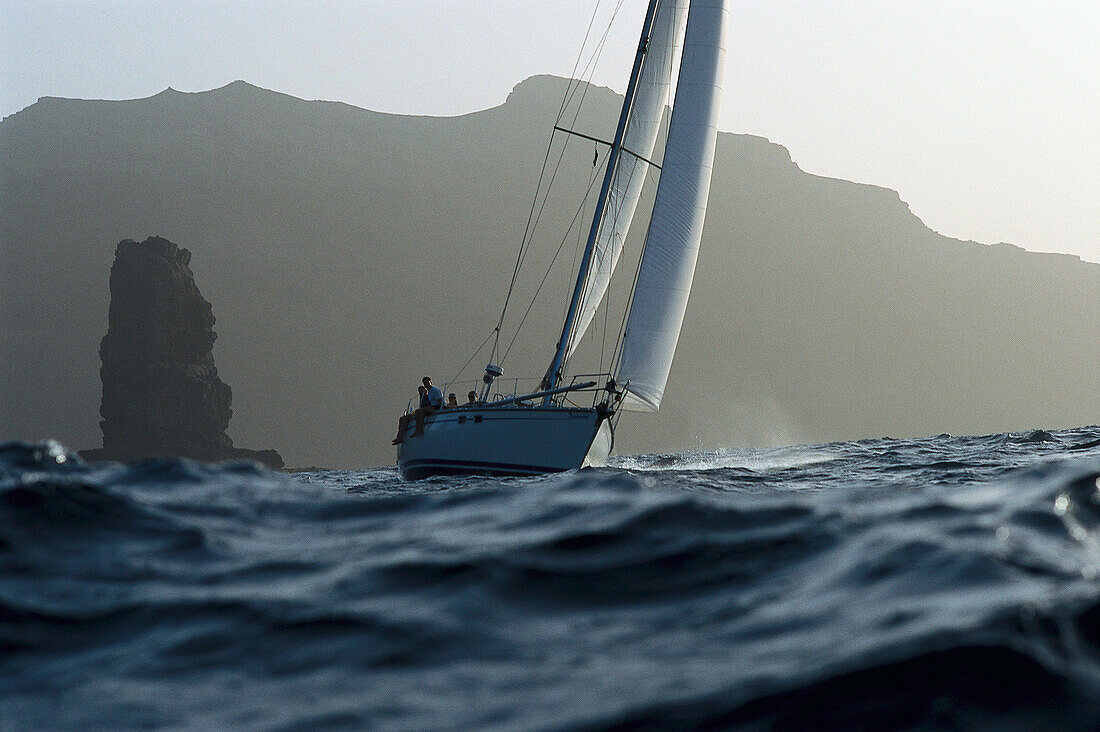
(542, 0, 664, 404)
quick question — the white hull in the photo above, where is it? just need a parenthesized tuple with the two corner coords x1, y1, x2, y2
(396, 407, 611, 479)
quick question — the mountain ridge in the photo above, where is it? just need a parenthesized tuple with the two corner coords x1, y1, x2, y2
(2, 75, 1096, 467)
(7, 73, 1090, 267)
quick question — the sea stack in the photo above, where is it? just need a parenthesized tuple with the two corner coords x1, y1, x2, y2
(80, 237, 283, 468)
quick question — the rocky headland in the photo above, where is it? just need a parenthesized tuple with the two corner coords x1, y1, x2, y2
(3, 78, 1097, 466)
(79, 237, 283, 468)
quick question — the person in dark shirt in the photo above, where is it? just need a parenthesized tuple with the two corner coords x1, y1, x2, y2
(393, 377, 444, 444)
(414, 377, 443, 436)
(466, 390, 478, 406)
(393, 379, 443, 444)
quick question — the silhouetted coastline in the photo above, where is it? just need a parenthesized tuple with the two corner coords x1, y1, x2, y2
(1, 76, 1096, 467)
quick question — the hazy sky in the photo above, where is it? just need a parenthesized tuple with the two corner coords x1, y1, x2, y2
(3, 1, 1097, 263)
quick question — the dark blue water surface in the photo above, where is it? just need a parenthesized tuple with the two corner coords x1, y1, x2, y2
(3, 427, 1100, 730)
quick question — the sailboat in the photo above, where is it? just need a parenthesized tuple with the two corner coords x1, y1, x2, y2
(396, 0, 729, 479)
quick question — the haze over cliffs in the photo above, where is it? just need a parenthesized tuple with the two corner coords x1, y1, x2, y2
(1, 76, 1097, 468)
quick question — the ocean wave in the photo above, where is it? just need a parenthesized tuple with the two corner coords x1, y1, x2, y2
(590, 639, 1099, 731)
(1, 429, 1099, 729)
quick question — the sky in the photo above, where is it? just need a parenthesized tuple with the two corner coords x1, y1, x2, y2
(2, 0, 1097, 263)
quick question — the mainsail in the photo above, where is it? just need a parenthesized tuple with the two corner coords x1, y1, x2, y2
(614, 0, 729, 411)
(564, 0, 689, 357)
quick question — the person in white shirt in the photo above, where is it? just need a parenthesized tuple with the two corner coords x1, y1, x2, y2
(392, 377, 443, 444)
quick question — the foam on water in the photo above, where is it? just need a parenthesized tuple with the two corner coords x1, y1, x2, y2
(614, 443, 840, 473)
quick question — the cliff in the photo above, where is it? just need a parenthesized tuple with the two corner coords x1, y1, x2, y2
(78, 237, 283, 468)
(2, 77, 1097, 467)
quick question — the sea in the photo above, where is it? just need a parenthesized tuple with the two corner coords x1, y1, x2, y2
(3, 426, 1100, 730)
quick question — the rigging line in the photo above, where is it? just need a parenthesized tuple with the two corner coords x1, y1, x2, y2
(499, 0, 630, 363)
(556, 3, 671, 378)
(544, 0, 629, 259)
(560, 162, 617, 364)
(519, 6, 620, 279)
(496, 15, 617, 341)
(596, 181, 635, 375)
(528, 74, 597, 228)
(502, 164, 603, 364)
(501, 163, 605, 363)
(489, 319, 501, 365)
(498, 42, 610, 351)
(563, 160, 604, 328)
(497, 1, 611, 339)
(449, 328, 497, 387)
(608, 202, 649, 377)
(500, 129, 586, 362)
(500, 129, 593, 367)
(560, 236, 585, 349)
(557, 73, 649, 370)
(598, 244, 611, 376)
(561, 97, 650, 373)
(496, 137, 554, 329)
(533, 0, 627, 233)
(609, 143, 676, 368)
(554, 126, 663, 170)
(556, 0, 605, 124)
(609, 10, 679, 378)
(607, 212, 657, 381)
(559, 0, 629, 122)
(564, 207, 585, 321)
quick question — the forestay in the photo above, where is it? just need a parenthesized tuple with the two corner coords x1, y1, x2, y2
(564, 0, 689, 357)
(614, 0, 729, 411)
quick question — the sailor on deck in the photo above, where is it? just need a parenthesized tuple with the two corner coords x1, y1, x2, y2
(393, 376, 443, 445)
